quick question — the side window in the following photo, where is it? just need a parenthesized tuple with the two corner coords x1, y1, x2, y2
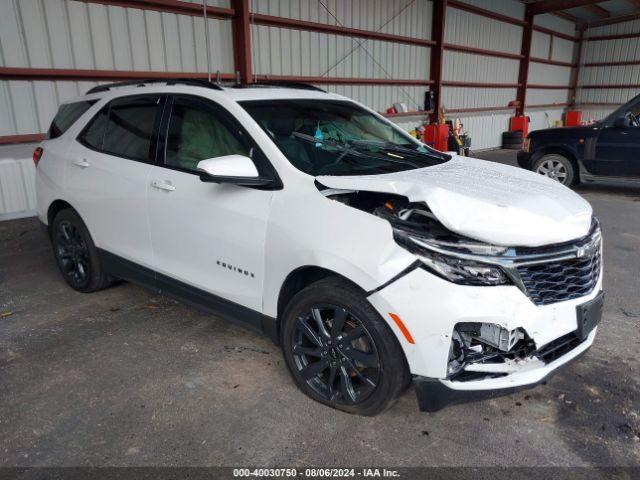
(629, 104, 640, 127)
(102, 96, 162, 162)
(165, 97, 251, 172)
(78, 105, 109, 150)
(48, 100, 97, 139)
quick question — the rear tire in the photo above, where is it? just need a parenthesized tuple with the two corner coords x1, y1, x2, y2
(532, 153, 576, 186)
(51, 209, 113, 293)
(280, 277, 410, 416)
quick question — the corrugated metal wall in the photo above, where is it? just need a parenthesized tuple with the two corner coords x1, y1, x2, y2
(575, 18, 640, 121)
(0, 0, 592, 220)
(0, 0, 235, 219)
(0, 143, 37, 220)
(526, 14, 576, 132)
(442, 1, 521, 150)
(251, 0, 432, 113)
(577, 18, 640, 113)
(0, 0, 233, 137)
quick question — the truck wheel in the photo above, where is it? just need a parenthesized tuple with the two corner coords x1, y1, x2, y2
(533, 154, 576, 186)
(51, 209, 113, 293)
(281, 277, 410, 416)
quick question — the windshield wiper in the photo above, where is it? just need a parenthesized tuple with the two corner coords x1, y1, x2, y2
(291, 132, 423, 169)
(348, 139, 449, 161)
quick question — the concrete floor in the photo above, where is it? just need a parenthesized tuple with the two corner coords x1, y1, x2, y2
(1, 150, 639, 467)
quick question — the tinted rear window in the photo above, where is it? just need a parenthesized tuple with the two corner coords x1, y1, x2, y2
(78, 106, 109, 151)
(48, 100, 97, 139)
(102, 96, 161, 162)
(77, 95, 162, 163)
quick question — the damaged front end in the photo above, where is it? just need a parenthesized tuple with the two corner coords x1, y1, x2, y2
(323, 188, 514, 287)
(322, 187, 602, 406)
(447, 323, 533, 381)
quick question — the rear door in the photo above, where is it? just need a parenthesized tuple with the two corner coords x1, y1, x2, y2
(146, 94, 276, 314)
(66, 94, 165, 269)
(594, 103, 640, 177)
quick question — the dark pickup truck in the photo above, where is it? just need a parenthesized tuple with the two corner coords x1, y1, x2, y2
(518, 93, 640, 186)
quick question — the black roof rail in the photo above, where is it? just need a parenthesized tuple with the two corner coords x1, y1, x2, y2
(239, 82, 326, 92)
(86, 78, 225, 95)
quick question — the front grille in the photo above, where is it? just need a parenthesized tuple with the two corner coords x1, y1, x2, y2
(513, 222, 602, 306)
(517, 246, 601, 306)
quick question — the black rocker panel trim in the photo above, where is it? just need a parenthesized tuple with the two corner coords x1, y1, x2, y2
(98, 249, 278, 342)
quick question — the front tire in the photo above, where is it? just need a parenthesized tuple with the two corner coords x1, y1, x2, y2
(533, 153, 576, 186)
(281, 277, 410, 416)
(51, 208, 113, 293)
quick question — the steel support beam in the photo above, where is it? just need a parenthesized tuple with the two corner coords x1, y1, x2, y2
(251, 14, 435, 47)
(0, 67, 236, 81)
(584, 3, 610, 18)
(253, 75, 433, 86)
(533, 25, 578, 42)
(570, 28, 585, 105)
(532, 0, 607, 15)
(231, 0, 252, 84)
(579, 12, 640, 28)
(553, 11, 581, 23)
(429, 0, 447, 123)
(516, 4, 534, 116)
(447, 0, 526, 26)
(72, 0, 234, 19)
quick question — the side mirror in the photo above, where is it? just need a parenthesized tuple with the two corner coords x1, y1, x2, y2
(197, 154, 273, 187)
(613, 116, 630, 129)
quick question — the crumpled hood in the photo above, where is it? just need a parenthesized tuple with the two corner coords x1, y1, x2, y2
(317, 156, 593, 247)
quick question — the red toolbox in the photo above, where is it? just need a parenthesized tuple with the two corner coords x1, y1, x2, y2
(423, 124, 449, 151)
(565, 111, 581, 126)
(510, 115, 529, 139)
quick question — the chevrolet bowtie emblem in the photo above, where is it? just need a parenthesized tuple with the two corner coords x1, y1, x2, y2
(576, 242, 596, 259)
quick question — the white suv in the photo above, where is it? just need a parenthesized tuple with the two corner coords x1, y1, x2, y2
(34, 80, 603, 415)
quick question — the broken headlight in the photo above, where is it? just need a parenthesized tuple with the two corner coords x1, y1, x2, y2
(417, 248, 509, 286)
(395, 231, 510, 286)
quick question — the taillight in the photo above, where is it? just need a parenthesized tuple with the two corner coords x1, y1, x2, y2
(33, 147, 43, 167)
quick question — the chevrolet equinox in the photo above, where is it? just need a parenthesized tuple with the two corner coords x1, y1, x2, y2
(34, 79, 604, 415)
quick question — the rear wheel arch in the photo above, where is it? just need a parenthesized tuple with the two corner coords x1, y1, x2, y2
(46, 199, 74, 238)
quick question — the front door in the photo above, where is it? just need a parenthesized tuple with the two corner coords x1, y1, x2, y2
(594, 104, 640, 177)
(146, 95, 275, 314)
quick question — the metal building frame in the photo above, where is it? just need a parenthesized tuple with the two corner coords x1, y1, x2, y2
(0, 0, 637, 144)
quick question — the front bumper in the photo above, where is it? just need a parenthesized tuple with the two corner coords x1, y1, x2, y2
(367, 263, 603, 409)
(414, 327, 595, 412)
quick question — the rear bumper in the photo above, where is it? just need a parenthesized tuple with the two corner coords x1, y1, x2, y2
(413, 327, 595, 412)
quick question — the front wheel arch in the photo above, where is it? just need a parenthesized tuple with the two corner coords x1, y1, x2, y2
(531, 147, 580, 178)
(276, 266, 370, 336)
(531, 150, 579, 186)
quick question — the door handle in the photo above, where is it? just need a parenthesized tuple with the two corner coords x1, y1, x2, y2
(72, 158, 89, 168)
(151, 180, 176, 192)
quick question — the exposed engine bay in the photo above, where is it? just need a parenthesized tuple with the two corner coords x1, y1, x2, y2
(318, 187, 508, 256)
(319, 185, 558, 382)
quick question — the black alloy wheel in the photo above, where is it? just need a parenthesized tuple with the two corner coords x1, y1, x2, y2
(54, 219, 90, 288)
(281, 277, 410, 415)
(51, 208, 113, 292)
(291, 304, 381, 405)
